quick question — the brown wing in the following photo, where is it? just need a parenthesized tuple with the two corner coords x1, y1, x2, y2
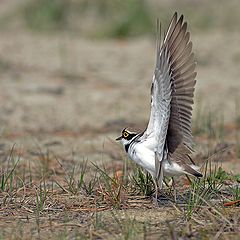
(164, 13, 196, 155)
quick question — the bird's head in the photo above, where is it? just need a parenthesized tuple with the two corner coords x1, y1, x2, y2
(116, 128, 138, 146)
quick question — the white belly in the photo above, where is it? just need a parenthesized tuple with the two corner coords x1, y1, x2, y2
(128, 143, 156, 177)
(128, 141, 185, 178)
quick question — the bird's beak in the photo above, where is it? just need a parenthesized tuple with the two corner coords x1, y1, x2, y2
(115, 136, 122, 141)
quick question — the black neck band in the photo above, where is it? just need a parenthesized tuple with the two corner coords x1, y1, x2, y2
(125, 143, 130, 152)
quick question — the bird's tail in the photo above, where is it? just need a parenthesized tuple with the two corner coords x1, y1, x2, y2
(184, 164, 203, 178)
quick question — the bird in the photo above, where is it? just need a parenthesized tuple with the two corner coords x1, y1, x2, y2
(116, 12, 202, 202)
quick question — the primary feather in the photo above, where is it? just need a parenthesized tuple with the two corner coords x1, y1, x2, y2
(144, 12, 198, 177)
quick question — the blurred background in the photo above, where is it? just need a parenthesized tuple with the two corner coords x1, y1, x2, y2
(0, 0, 240, 167)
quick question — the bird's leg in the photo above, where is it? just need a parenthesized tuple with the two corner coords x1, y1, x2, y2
(154, 152, 164, 206)
(164, 178, 172, 196)
(163, 179, 169, 188)
(172, 177, 177, 203)
(153, 179, 159, 206)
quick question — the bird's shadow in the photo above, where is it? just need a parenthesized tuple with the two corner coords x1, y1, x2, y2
(155, 190, 191, 207)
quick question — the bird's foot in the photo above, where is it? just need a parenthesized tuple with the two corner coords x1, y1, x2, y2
(152, 195, 159, 207)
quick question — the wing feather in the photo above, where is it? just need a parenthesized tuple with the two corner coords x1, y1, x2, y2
(144, 13, 197, 171)
(144, 15, 178, 162)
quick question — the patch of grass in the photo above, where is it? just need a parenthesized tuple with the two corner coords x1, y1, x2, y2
(55, 160, 98, 196)
(131, 166, 154, 196)
(229, 185, 240, 202)
(0, 145, 21, 193)
(77, 0, 154, 38)
(93, 163, 127, 209)
(81, 171, 99, 196)
(36, 148, 53, 177)
(35, 179, 48, 213)
(2, 0, 240, 37)
(186, 161, 229, 219)
(23, 0, 68, 31)
(22, 0, 153, 36)
(104, 0, 153, 38)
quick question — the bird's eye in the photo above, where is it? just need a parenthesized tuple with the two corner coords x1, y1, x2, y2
(123, 131, 129, 138)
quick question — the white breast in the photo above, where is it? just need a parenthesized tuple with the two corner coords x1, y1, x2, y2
(128, 141, 156, 177)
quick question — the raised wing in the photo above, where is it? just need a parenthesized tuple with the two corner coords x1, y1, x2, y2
(145, 13, 196, 163)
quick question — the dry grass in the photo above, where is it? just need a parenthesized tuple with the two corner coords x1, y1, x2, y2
(0, 123, 240, 239)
